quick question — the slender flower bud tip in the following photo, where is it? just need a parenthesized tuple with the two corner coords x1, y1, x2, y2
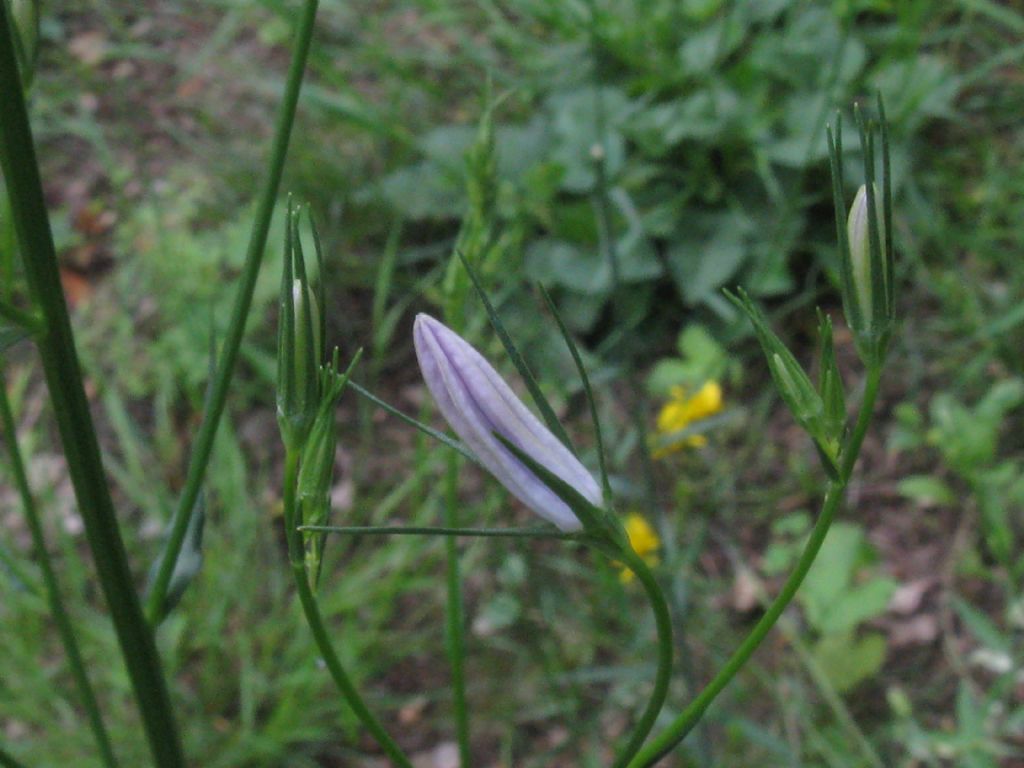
(413, 313, 602, 532)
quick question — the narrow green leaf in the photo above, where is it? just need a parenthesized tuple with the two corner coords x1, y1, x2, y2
(348, 380, 478, 464)
(539, 285, 611, 502)
(145, 494, 205, 616)
(877, 94, 894, 319)
(456, 249, 576, 454)
(827, 116, 861, 333)
(305, 204, 327, 356)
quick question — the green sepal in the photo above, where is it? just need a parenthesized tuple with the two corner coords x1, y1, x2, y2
(817, 310, 846, 445)
(494, 433, 628, 558)
(727, 290, 823, 426)
(296, 348, 362, 588)
(728, 289, 841, 477)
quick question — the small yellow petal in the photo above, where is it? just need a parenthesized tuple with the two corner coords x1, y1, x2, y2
(624, 513, 660, 558)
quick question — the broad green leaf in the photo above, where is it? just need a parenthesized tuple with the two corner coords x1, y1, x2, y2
(525, 239, 609, 296)
(800, 522, 866, 627)
(548, 87, 633, 193)
(816, 577, 898, 635)
(871, 55, 961, 129)
(813, 631, 887, 693)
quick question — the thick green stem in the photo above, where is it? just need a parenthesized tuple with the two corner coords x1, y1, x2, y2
(628, 367, 883, 767)
(282, 449, 414, 768)
(0, 4, 184, 765)
(444, 455, 471, 766)
(609, 550, 674, 768)
(145, 0, 320, 623)
(0, 374, 120, 768)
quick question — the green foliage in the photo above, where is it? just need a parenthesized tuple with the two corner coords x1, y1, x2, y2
(894, 379, 1024, 579)
(77, 175, 285, 398)
(371, 0, 956, 333)
(3, 0, 1023, 765)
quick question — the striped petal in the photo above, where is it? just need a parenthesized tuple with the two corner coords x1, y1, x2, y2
(414, 314, 602, 531)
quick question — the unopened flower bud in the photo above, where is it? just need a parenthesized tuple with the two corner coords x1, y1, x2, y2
(847, 183, 887, 328)
(414, 314, 602, 531)
(276, 229, 323, 449)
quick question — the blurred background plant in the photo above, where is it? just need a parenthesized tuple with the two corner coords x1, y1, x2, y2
(2, 0, 1023, 766)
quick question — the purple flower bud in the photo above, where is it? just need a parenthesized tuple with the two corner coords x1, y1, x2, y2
(414, 314, 602, 531)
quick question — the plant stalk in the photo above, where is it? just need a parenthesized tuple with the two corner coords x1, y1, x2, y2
(609, 549, 674, 768)
(0, 3, 185, 764)
(145, 0, 320, 623)
(282, 449, 414, 768)
(444, 454, 471, 767)
(0, 372, 121, 768)
(629, 366, 883, 766)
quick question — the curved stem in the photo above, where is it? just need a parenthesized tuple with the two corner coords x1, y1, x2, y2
(1, 373, 120, 768)
(0, 4, 184, 764)
(609, 549, 674, 768)
(629, 366, 882, 767)
(282, 449, 414, 768)
(146, 0, 320, 623)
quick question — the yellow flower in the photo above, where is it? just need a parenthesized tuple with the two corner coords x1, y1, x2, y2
(619, 513, 661, 584)
(652, 381, 724, 458)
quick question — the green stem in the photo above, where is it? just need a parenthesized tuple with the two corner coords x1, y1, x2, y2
(444, 455, 471, 767)
(301, 524, 577, 540)
(629, 366, 883, 767)
(145, 0, 320, 624)
(0, 373, 120, 768)
(0, 4, 184, 765)
(282, 449, 414, 768)
(609, 550, 674, 768)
